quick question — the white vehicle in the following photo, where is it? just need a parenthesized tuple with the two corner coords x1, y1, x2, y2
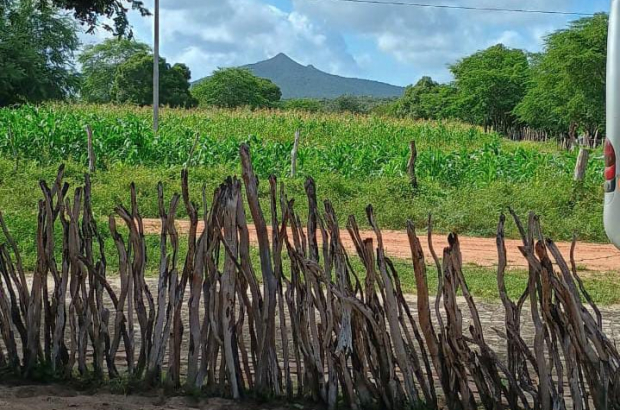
(605, 0, 620, 247)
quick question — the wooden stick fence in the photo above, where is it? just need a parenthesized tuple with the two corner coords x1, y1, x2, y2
(0, 143, 619, 409)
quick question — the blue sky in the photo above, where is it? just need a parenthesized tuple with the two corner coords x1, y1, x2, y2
(82, 0, 610, 86)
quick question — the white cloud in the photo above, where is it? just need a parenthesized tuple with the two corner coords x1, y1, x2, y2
(78, 0, 598, 86)
(292, 0, 579, 82)
(117, 0, 359, 81)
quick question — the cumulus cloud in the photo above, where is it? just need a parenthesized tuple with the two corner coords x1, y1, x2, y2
(292, 0, 582, 82)
(80, 0, 601, 86)
(121, 0, 359, 81)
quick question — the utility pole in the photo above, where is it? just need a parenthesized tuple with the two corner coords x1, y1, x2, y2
(153, 0, 160, 133)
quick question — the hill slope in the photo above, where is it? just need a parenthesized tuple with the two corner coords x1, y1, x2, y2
(193, 53, 404, 99)
(244, 53, 404, 99)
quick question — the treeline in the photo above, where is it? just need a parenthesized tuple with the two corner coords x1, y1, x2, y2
(0, 0, 196, 108)
(282, 14, 607, 141)
(387, 14, 607, 141)
(0, 0, 608, 140)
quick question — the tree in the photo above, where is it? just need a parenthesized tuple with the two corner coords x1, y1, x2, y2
(79, 38, 150, 103)
(332, 95, 363, 113)
(112, 52, 197, 108)
(46, 0, 149, 37)
(450, 44, 529, 132)
(515, 14, 607, 136)
(162, 63, 197, 108)
(0, 0, 80, 106)
(394, 76, 458, 120)
(281, 98, 323, 112)
(192, 68, 282, 109)
(257, 77, 282, 105)
(396, 76, 439, 118)
(431, 84, 460, 119)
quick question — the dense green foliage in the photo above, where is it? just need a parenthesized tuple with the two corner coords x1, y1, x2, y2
(79, 39, 150, 103)
(0, 104, 605, 244)
(394, 77, 457, 120)
(515, 14, 607, 135)
(0, 2, 192, 108)
(451, 44, 529, 133)
(281, 96, 398, 115)
(192, 68, 282, 108)
(330, 94, 364, 113)
(395, 15, 606, 138)
(0, 0, 80, 106)
(44, 0, 149, 37)
(112, 53, 197, 108)
(280, 98, 324, 112)
(396, 44, 529, 133)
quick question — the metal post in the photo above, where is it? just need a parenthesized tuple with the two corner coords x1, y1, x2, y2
(153, 0, 160, 133)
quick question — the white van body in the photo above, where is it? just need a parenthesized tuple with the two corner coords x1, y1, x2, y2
(605, 0, 620, 248)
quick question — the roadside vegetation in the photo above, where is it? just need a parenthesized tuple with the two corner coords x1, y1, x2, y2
(0, 105, 605, 274)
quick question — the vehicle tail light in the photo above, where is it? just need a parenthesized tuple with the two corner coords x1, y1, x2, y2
(605, 139, 616, 192)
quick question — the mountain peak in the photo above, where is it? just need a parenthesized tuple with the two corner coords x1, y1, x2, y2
(233, 53, 405, 99)
(268, 52, 297, 64)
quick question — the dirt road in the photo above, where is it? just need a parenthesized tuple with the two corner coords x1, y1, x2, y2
(141, 219, 620, 272)
(0, 383, 317, 410)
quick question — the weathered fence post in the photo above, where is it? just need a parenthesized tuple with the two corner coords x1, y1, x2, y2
(574, 132, 590, 182)
(8, 127, 18, 171)
(86, 125, 96, 173)
(291, 130, 300, 177)
(407, 140, 418, 188)
(568, 122, 578, 151)
(574, 147, 589, 182)
(240, 143, 279, 395)
(186, 132, 201, 168)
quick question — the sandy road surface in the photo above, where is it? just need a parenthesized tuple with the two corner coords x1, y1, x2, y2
(140, 219, 620, 272)
(0, 383, 318, 410)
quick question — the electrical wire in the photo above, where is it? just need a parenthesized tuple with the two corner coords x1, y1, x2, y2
(308, 0, 596, 17)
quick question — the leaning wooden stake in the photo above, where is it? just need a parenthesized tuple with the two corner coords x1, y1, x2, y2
(574, 146, 589, 182)
(407, 140, 417, 188)
(220, 178, 241, 398)
(239, 143, 279, 395)
(291, 130, 300, 177)
(86, 125, 96, 173)
(367, 205, 421, 407)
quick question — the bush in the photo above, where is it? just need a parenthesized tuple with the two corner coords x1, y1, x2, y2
(280, 98, 323, 112)
(191, 68, 281, 109)
(112, 53, 197, 108)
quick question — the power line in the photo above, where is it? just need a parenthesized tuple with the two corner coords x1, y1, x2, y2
(310, 0, 595, 17)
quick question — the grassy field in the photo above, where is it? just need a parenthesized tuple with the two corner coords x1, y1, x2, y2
(0, 104, 612, 302)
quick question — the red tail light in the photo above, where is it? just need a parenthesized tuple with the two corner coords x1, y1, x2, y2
(605, 139, 616, 192)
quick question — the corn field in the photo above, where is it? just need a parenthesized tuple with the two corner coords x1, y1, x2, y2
(0, 143, 618, 409)
(0, 104, 593, 184)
